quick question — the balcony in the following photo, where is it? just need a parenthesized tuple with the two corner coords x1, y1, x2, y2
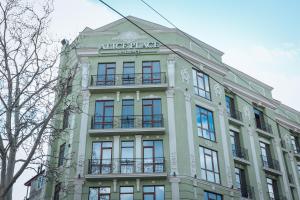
(227, 110, 243, 125)
(240, 185, 255, 199)
(256, 121, 273, 137)
(232, 145, 250, 164)
(89, 115, 165, 136)
(86, 157, 167, 180)
(261, 155, 281, 174)
(89, 73, 168, 93)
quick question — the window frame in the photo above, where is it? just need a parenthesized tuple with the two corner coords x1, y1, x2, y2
(120, 186, 134, 200)
(121, 99, 134, 128)
(121, 141, 134, 173)
(91, 141, 113, 174)
(143, 140, 164, 173)
(94, 100, 114, 129)
(89, 187, 111, 200)
(142, 185, 165, 200)
(142, 61, 161, 84)
(196, 106, 216, 142)
(58, 143, 66, 167)
(123, 62, 135, 85)
(142, 99, 162, 128)
(204, 191, 223, 200)
(192, 68, 211, 100)
(97, 63, 116, 86)
(199, 146, 221, 184)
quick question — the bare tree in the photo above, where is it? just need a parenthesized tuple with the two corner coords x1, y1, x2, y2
(0, 0, 78, 199)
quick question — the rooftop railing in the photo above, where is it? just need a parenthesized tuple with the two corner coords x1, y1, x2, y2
(261, 155, 280, 171)
(91, 115, 164, 129)
(87, 157, 165, 175)
(90, 73, 167, 87)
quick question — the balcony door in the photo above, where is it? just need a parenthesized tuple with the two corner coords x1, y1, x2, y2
(230, 130, 240, 157)
(91, 142, 112, 174)
(121, 141, 134, 173)
(94, 100, 114, 129)
(143, 140, 164, 173)
(235, 168, 249, 198)
(225, 95, 236, 117)
(97, 63, 116, 86)
(121, 99, 134, 128)
(254, 108, 265, 130)
(122, 62, 135, 85)
(142, 61, 161, 84)
(142, 99, 162, 127)
(267, 178, 279, 200)
(260, 141, 271, 167)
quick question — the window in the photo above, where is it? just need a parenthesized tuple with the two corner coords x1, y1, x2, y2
(123, 62, 135, 85)
(204, 191, 222, 200)
(230, 130, 241, 158)
(89, 187, 111, 200)
(121, 141, 134, 173)
(199, 146, 220, 184)
(235, 168, 248, 198)
(62, 109, 69, 129)
(121, 99, 134, 128)
(260, 141, 271, 167)
(196, 106, 215, 141)
(97, 63, 116, 86)
(143, 140, 164, 173)
(297, 164, 300, 175)
(142, 99, 162, 127)
(290, 135, 300, 154)
(120, 186, 134, 200)
(254, 108, 266, 130)
(192, 69, 211, 100)
(58, 143, 66, 167)
(266, 178, 279, 200)
(53, 183, 61, 200)
(142, 61, 161, 84)
(94, 100, 114, 129)
(143, 186, 164, 200)
(91, 142, 112, 174)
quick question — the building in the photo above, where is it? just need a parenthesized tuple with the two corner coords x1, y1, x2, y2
(44, 16, 300, 200)
(24, 170, 45, 200)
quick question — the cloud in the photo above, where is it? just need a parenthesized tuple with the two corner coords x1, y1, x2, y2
(223, 43, 300, 111)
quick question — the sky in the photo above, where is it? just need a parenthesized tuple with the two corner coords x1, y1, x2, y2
(14, 0, 300, 199)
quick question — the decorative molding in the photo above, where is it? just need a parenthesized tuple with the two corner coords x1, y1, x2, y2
(112, 31, 146, 42)
(123, 95, 134, 100)
(116, 91, 120, 102)
(136, 91, 140, 101)
(184, 91, 191, 102)
(142, 94, 160, 99)
(213, 83, 222, 98)
(166, 89, 175, 98)
(96, 96, 114, 101)
(180, 68, 190, 84)
(243, 106, 251, 122)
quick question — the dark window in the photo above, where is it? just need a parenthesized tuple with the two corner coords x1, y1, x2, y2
(58, 143, 66, 167)
(225, 95, 237, 118)
(143, 186, 164, 200)
(91, 142, 112, 174)
(254, 108, 266, 130)
(260, 141, 272, 167)
(199, 146, 220, 184)
(89, 187, 111, 200)
(230, 130, 240, 157)
(267, 178, 279, 200)
(143, 140, 164, 173)
(123, 62, 135, 85)
(204, 191, 222, 200)
(121, 99, 134, 128)
(121, 141, 134, 173)
(94, 100, 114, 129)
(196, 106, 215, 141)
(53, 183, 61, 200)
(142, 61, 161, 84)
(291, 135, 300, 153)
(297, 165, 300, 175)
(235, 168, 248, 198)
(62, 109, 69, 129)
(97, 63, 116, 86)
(142, 99, 162, 127)
(192, 69, 211, 100)
(120, 186, 134, 200)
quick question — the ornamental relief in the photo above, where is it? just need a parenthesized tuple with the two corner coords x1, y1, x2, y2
(213, 84, 222, 97)
(180, 68, 190, 84)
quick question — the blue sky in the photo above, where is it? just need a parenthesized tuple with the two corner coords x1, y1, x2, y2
(14, 1, 300, 199)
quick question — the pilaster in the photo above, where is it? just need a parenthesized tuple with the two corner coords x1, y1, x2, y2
(288, 153, 300, 199)
(135, 135, 142, 173)
(113, 136, 120, 173)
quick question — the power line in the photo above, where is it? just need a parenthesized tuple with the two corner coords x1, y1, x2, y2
(97, 0, 296, 135)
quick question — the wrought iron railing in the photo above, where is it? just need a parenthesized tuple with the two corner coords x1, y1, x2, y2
(228, 110, 243, 122)
(256, 121, 273, 134)
(240, 185, 255, 199)
(90, 72, 167, 86)
(232, 145, 248, 160)
(261, 155, 280, 171)
(91, 115, 164, 129)
(87, 157, 165, 175)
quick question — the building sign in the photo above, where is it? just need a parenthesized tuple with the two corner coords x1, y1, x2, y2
(100, 41, 160, 50)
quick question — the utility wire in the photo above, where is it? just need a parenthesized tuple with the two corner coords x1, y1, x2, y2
(138, 0, 300, 135)
(97, 0, 297, 135)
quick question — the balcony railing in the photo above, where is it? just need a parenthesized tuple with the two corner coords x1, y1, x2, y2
(87, 157, 165, 175)
(232, 144, 248, 160)
(256, 121, 273, 134)
(268, 194, 287, 200)
(261, 155, 280, 171)
(240, 185, 255, 199)
(91, 115, 164, 129)
(228, 110, 243, 122)
(90, 73, 167, 87)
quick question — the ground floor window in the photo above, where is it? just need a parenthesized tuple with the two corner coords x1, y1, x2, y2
(120, 186, 134, 200)
(143, 185, 164, 200)
(204, 191, 222, 200)
(89, 187, 111, 200)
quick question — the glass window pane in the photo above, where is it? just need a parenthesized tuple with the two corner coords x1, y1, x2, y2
(89, 188, 98, 200)
(155, 186, 164, 200)
(143, 186, 154, 192)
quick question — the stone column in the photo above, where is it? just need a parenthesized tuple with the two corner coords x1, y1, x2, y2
(289, 153, 300, 198)
(184, 91, 196, 177)
(166, 55, 180, 200)
(74, 57, 90, 200)
(135, 135, 142, 173)
(274, 138, 292, 199)
(113, 136, 120, 173)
